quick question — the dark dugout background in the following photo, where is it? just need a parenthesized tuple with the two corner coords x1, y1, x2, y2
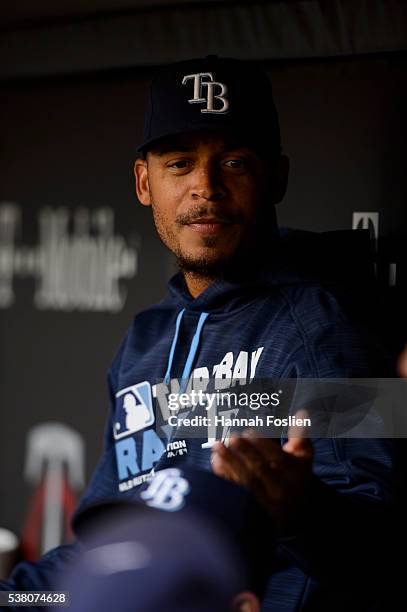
(0, 0, 406, 555)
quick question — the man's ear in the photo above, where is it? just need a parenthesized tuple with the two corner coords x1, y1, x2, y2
(232, 591, 261, 612)
(270, 154, 289, 205)
(134, 158, 151, 206)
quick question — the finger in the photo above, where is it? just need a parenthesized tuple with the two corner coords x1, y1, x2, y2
(283, 437, 313, 460)
(228, 437, 286, 512)
(228, 436, 275, 478)
(211, 450, 232, 480)
(283, 409, 313, 460)
(211, 441, 252, 486)
(242, 430, 285, 468)
(287, 409, 311, 439)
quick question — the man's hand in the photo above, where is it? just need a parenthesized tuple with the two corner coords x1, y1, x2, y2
(211, 411, 313, 532)
(398, 343, 407, 378)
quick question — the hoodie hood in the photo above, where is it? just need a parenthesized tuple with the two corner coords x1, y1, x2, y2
(166, 234, 320, 314)
(166, 227, 375, 314)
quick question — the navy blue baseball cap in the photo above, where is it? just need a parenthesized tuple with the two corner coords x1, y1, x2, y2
(73, 465, 274, 598)
(65, 509, 241, 611)
(137, 55, 281, 156)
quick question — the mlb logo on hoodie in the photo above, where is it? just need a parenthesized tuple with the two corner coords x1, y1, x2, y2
(113, 382, 154, 440)
(113, 381, 166, 489)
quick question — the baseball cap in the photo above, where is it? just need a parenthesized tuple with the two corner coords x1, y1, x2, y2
(65, 509, 240, 611)
(73, 465, 274, 599)
(137, 55, 281, 156)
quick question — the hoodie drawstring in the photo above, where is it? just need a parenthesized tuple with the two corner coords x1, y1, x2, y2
(164, 309, 209, 393)
(180, 311, 209, 392)
(164, 308, 185, 385)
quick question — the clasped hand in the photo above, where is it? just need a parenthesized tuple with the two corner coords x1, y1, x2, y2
(211, 413, 313, 532)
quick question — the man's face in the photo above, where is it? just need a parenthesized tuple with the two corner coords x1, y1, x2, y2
(135, 132, 280, 277)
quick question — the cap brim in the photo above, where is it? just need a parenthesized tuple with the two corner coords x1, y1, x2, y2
(136, 123, 258, 154)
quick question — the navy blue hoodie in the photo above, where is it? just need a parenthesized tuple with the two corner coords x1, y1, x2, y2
(2, 257, 398, 611)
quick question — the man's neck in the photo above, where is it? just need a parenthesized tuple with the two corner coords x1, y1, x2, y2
(181, 234, 279, 298)
(182, 250, 258, 298)
(182, 255, 252, 298)
(184, 271, 214, 298)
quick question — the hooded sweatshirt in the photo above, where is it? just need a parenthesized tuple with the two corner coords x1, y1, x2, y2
(2, 251, 398, 611)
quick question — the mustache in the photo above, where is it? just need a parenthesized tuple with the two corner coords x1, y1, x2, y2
(176, 206, 244, 226)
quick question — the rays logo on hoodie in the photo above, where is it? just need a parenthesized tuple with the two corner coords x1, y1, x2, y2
(113, 382, 154, 440)
(114, 381, 166, 491)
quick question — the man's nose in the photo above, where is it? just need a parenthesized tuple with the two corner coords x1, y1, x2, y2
(190, 163, 226, 201)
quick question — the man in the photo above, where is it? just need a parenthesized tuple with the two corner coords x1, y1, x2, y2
(2, 56, 398, 610)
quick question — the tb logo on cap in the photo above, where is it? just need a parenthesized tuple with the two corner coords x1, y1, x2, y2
(181, 72, 229, 114)
(140, 468, 190, 512)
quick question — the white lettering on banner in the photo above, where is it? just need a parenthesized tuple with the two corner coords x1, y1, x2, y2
(0, 203, 138, 311)
(389, 263, 397, 286)
(352, 211, 379, 247)
(0, 203, 19, 307)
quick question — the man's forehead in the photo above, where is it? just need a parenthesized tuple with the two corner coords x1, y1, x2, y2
(149, 131, 258, 156)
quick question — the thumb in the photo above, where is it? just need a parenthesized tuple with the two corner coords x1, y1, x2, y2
(283, 437, 313, 460)
(282, 409, 313, 460)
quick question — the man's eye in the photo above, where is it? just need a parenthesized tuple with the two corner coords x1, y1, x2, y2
(224, 159, 246, 169)
(168, 160, 191, 169)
